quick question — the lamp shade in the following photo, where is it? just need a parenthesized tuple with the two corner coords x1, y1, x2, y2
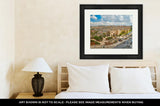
(22, 58, 52, 73)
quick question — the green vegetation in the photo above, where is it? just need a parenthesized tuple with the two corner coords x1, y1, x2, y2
(129, 28, 132, 32)
(106, 36, 113, 40)
(118, 30, 125, 36)
(91, 30, 98, 36)
(93, 35, 103, 41)
(91, 40, 100, 45)
(113, 40, 118, 43)
(102, 33, 106, 37)
(118, 30, 130, 36)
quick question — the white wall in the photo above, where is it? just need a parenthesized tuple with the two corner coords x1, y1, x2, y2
(0, 0, 15, 98)
(8, 0, 160, 97)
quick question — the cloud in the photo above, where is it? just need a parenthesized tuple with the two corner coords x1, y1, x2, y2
(90, 15, 97, 20)
(101, 15, 117, 21)
(90, 21, 131, 26)
(90, 21, 105, 26)
(90, 15, 132, 26)
(129, 15, 133, 23)
(119, 16, 124, 21)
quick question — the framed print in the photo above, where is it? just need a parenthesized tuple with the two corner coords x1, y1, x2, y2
(80, 4, 143, 59)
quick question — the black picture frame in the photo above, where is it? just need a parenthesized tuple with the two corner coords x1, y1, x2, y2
(80, 4, 143, 59)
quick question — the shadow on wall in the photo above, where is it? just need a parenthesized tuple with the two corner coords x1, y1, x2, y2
(9, 71, 33, 99)
(0, 63, 14, 98)
(6, 64, 15, 98)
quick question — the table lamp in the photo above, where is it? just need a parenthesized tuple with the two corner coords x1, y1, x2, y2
(22, 57, 52, 97)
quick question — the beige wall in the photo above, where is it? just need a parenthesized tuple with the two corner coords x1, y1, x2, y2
(0, 0, 15, 98)
(11, 0, 160, 97)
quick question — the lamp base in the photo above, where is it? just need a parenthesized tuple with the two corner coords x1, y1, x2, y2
(32, 72, 44, 97)
(33, 93, 43, 97)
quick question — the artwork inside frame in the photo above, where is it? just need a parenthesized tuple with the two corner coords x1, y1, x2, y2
(80, 4, 143, 59)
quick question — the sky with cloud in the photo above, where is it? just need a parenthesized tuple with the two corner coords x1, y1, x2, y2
(90, 15, 132, 26)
